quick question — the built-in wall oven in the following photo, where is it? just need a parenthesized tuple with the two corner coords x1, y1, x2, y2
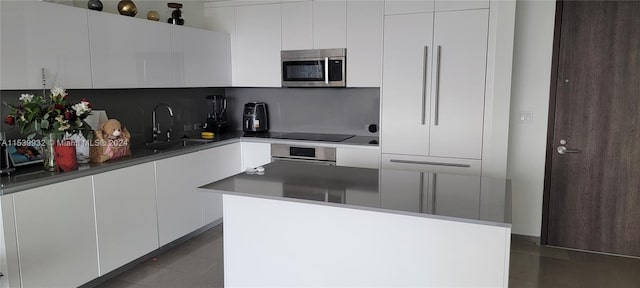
(271, 144, 336, 165)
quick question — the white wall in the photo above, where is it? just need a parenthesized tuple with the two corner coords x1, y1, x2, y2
(507, 0, 556, 237)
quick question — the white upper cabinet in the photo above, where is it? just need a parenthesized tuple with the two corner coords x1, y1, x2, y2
(0, 1, 92, 89)
(282, 1, 314, 50)
(235, 3, 282, 87)
(346, 0, 383, 87)
(204, 6, 237, 86)
(435, 0, 489, 12)
(88, 11, 173, 88)
(384, 0, 434, 15)
(171, 25, 232, 87)
(429, 9, 488, 159)
(313, 0, 347, 49)
(381, 13, 434, 156)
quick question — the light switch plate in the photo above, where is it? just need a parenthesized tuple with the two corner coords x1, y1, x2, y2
(519, 112, 533, 124)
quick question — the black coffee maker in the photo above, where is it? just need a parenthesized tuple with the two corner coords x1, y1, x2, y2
(203, 95, 228, 134)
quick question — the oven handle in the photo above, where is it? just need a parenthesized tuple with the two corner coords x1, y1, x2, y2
(272, 157, 336, 166)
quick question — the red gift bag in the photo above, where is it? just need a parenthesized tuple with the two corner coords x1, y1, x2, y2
(54, 140, 78, 172)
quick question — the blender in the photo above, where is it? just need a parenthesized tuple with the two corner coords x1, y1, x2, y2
(203, 95, 228, 134)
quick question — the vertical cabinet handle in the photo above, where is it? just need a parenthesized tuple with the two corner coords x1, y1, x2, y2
(421, 46, 428, 125)
(431, 173, 437, 214)
(324, 57, 329, 84)
(434, 46, 442, 126)
(419, 172, 425, 213)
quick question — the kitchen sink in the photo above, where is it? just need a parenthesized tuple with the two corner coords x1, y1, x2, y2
(144, 138, 213, 151)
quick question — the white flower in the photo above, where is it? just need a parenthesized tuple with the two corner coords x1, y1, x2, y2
(72, 101, 91, 116)
(19, 94, 34, 103)
(50, 87, 66, 97)
(56, 115, 70, 131)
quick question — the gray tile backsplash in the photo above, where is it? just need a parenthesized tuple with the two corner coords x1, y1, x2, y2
(0, 87, 379, 145)
(0, 88, 220, 146)
(225, 87, 380, 136)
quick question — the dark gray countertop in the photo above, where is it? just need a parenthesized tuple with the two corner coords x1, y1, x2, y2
(200, 161, 511, 227)
(0, 131, 379, 195)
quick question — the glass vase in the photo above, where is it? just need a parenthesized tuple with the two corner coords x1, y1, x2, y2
(42, 133, 57, 172)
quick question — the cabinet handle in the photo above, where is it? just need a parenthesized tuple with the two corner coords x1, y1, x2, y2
(432, 173, 437, 214)
(421, 46, 428, 125)
(419, 172, 425, 213)
(324, 57, 329, 84)
(389, 159, 470, 168)
(434, 45, 442, 126)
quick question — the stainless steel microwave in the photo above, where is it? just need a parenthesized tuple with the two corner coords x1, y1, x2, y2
(281, 48, 346, 87)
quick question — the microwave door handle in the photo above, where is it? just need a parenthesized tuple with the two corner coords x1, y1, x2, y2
(324, 57, 329, 84)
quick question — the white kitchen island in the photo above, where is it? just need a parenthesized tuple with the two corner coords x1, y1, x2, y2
(200, 161, 511, 287)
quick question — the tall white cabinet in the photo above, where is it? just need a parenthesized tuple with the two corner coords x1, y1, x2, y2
(381, 6, 490, 172)
(0, 1, 92, 89)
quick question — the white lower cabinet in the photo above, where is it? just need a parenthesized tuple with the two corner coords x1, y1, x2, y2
(156, 143, 243, 245)
(201, 143, 243, 224)
(155, 151, 204, 246)
(11, 177, 98, 288)
(93, 162, 159, 275)
(336, 147, 380, 169)
(241, 142, 272, 171)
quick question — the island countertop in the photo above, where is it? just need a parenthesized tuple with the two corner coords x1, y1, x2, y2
(200, 161, 511, 227)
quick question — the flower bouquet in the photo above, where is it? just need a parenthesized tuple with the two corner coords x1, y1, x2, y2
(4, 87, 93, 171)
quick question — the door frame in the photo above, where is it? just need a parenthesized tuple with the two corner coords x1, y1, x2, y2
(540, 0, 564, 245)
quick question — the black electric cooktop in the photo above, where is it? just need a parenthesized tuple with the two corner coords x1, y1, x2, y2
(272, 132, 355, 142)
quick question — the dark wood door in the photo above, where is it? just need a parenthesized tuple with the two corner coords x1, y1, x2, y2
(545, 1, 640, 256)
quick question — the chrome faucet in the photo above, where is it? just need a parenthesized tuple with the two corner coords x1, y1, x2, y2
(152, 103, 174, 141)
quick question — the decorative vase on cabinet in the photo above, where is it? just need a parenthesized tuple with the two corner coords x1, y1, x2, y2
(88, 0, 103, 11)
(118, 0, 137, 17)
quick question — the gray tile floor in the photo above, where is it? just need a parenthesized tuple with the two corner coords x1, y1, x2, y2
(94, 225, 640, 288)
